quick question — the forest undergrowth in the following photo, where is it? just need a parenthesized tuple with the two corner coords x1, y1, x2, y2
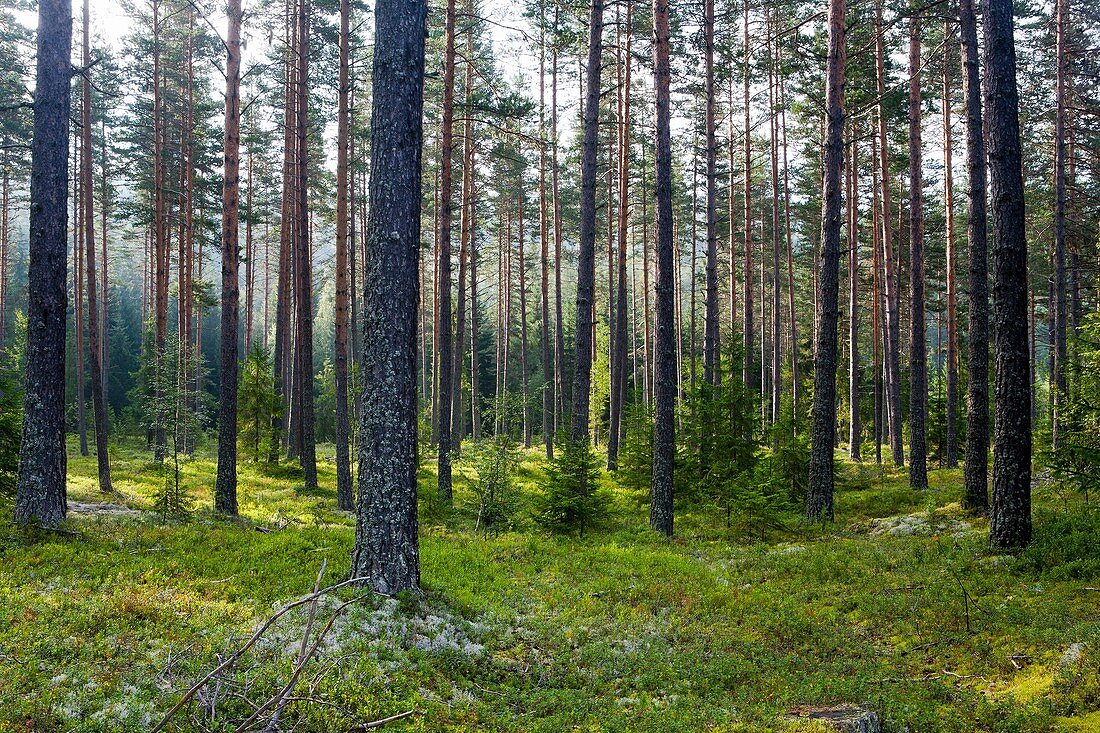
(0, 440, 1097, 733)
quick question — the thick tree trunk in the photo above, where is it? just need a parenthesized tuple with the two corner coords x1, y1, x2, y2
(651, 0, 675, 537)
(569, 0, 603, 447)
(215, 0, 242, 515)
(984, 0, 1032, 549)
(806, 0, 845, 522)
(334, 0, 353, 511)
(351, 0, 426, 595)
(959, 0, 988, 512)
(16, 0, 72, 526)
(908, 15, 928, 491)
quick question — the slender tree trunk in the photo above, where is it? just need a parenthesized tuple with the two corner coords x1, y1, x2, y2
(570, 0, 604, 449)
(848, 139, 861, 462)
(215, 0, 242, 515)
(876, 3, 903, 466)
(984, 0, 1032, 548)
(469, 162, 481, 441)
(608, 2, 632, 469)
(871, 132, 883, 463)
(702, 0, 719, 387)
(539, 0, 553, 457)
(16, 0, 71, 527)
(807, 0, 845, 522)
(943, 24, 959, 468)
(75, 137, 87, 457)
(742, 0, 754, 393)
(779, 73, 798, 419)
(959, 0, 988, 511)
(551, 19, 566, 434)
(271, 0, 295, 462)
(295, 0, 318, 490)
(1051, 0, 1068, 449)
(518, 191, 531, 448)
(436, 0, 457, 503)
(334, 0, 353, 511)
(651, 0, 674, 537)
(908, 14, 928, 490)
(82, 0, 111, 492)
(769, 24, 782, 424)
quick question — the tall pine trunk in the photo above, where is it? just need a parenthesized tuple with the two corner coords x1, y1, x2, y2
(215, 0, 243, 515)
(1051, 0, 1068, 448)
(703, 0, 719, 386)
(984, 0, 1032, 549)
(334, 0, 353, 511)
(651, 0, 675, 537)
(943, 26, 959, 468)
(908, 14, 928, 490)
(82, 0, 112, 492)
(807, 0, 845, 522)
(436, 0, 457, 503)
(351, 0, 426, 595)
(15, 0, 72, 527)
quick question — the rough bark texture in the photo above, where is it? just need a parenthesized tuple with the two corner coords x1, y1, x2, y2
(742, 0, 754, 394)
(908, 16, 928, 491)
(215, 0, 243, 515)
(295, 0, 318, 491)
(436, 0, 457, 503)
(82, 0, 112, 493)
(848, 140, 860, 462)
(538, 0, 553, 459)
(569, 0, 603, 446)
(351, 0, 426, 595)
(334, 0, 353, 511)
(984, 0, 1032, 549)
(651, 0, 674, 537)
(15, 0, 71, 527)
(807, 0, 845, 522)
(959, 0, 989, 512)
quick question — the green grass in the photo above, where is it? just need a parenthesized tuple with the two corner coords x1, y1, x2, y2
(0, 437, 1098, 732)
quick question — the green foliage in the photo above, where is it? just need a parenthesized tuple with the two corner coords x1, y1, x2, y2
(616, 395, 654, 500)
(1017, 507, 1100, 580)
(766, 394, 812, 506)
(0, 322, 23, 495)
(461, 436, 521, 535)
(238, 344, 281, 462)
(1044, 313, 1100, 503)
(534, 437, 607, 535)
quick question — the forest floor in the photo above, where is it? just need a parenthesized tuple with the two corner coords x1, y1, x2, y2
(1, 438, 1098, 733)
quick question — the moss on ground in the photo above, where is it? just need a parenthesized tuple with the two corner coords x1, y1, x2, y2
(0, 438, 1097, 732)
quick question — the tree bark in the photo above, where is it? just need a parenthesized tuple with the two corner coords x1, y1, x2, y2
(742, 0, 754, 394)
(984, 0, 1032, 549)
(1051, 0, 1068, 449)
(436, 0, 457, 503)
(570, 0, 604, 448)
(15, 0, 71, 527)
(807, 0, 845, 522)
(351, 0, 426, 595)
(651, 0, 675, 537)
(295, 0, 318, 491)
(959, 0, 988, 512)
(908, 14, 928, 491)
(875, 3, 903, 466)
(848, 138, 860, 462)
(703, 0, 719, 386)
(943, 23, 958, 468)
(539, 0, 554, 458)
(334, 0, 353, 511)
(215, 0, 243, 515)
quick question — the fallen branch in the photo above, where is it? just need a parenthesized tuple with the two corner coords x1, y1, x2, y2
(349, 709, 420, 730)
(150, 572, 376, 733)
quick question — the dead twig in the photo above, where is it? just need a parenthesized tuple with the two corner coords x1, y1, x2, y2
(348, 709, 420, 730)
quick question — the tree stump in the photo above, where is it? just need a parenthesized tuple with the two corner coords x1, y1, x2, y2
(788, 704, 881, 733)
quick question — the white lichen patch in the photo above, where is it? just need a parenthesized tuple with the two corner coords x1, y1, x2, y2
(867, 511, 973, 538)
